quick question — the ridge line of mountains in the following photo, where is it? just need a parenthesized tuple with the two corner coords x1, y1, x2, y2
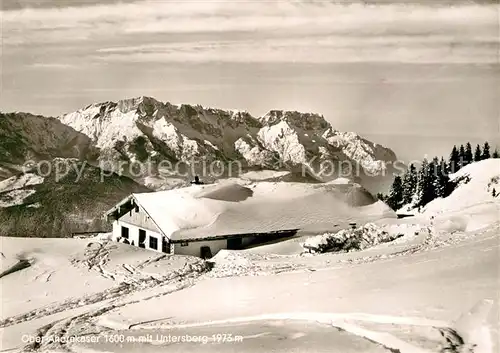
(1, 96, 397, 187)
(0, 96, 399, 237)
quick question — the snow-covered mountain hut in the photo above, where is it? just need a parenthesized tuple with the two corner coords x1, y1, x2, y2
(104, 181, 390, 258)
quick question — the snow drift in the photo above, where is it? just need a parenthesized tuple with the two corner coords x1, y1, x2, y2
(423, 159, 500, 215)
(130, 181, 396, 241)
(397, 159, 500, 233)
(0, 236, 206, 324)
(417, 159, 500, 233)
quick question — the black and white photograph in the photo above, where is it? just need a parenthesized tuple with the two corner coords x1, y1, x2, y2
(0, 0, 499, 352)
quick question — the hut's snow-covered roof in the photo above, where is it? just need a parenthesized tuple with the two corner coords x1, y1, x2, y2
(124, 181, 395, 241)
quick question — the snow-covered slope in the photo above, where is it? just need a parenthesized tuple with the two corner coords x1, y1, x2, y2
(3, 221, 494, 353)
(0, 236, 207, 324)
(1, 203, 498, 353)
(239, 170, 291, 181)
(58, 97, 397, 190)
(423, 159, 500, 215)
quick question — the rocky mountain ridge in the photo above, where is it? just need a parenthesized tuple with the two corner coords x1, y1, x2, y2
(56, 96, 397, 189)
(1, 96, 398, 192)
(0, 99, 398, 237)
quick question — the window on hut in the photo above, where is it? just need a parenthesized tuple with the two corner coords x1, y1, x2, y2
(138, 229, 146, 248)
(149, 236, 158, 250)
(121, 226, 129, 239)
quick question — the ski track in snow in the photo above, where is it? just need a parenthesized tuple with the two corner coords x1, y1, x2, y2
(20, 279, 206, 353)
(2, 221, 498, 353)
(0, 241, 210, 330)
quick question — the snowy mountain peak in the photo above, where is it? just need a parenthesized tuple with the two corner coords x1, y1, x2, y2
(0, 96, 397, 192)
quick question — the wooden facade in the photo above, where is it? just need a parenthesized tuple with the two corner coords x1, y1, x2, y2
(118, 205, 159, 233)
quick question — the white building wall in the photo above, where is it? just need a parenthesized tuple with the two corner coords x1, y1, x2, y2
(111, 218, 273, 257)
(173, 239, 228, 257)
(112, 220, 165, 253)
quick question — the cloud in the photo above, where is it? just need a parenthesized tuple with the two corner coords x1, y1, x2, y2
(4, 1, 497, 32)
(90, 35, 498, 64)
(29, 63, 78, 69)
(2, 1, 499, 63)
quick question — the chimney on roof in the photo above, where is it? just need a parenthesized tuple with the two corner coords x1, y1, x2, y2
(190, 175, 204, 185)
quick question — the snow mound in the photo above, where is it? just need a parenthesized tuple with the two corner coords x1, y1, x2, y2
(134, 187, 228, 238)
(243, 236, 308, 255)
(423, 159, 500, 215)
(302, 223, 405, 253)
(431, 202, 499, 233)
(358, 200, 396, 218)
(207, 249, 255, 277)
(416, 160, 500, 233)
(240, 170, 291, 181)
(207, 249, 303, 277)
(93, 232, 113, 241)
(197, 183, 254, 202)
(175, 191, 393, 240)
(210, 249, 252, 267)
(327, 177, 352, 185)
(453, 299, 495, 353)
(433, 216, 469, 233)
(132, 181, 394, 241)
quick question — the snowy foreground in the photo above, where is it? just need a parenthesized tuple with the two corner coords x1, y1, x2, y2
(1, 161, 499, 353)
(1, 208, 499, 353)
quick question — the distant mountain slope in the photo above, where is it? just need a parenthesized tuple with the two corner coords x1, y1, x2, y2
(0, 112, 98, 165)
(0, 159, 149, 237)
(57, 96, 397, 191)
(0, 112, 99, 181)
(0, 97, 399, 237)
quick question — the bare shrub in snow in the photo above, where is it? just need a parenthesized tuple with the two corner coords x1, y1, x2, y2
(487, 175, 499, 193)
(302, 223, 403, 254)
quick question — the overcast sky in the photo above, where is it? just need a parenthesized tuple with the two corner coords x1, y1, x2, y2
(1, 0, 499, 160)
